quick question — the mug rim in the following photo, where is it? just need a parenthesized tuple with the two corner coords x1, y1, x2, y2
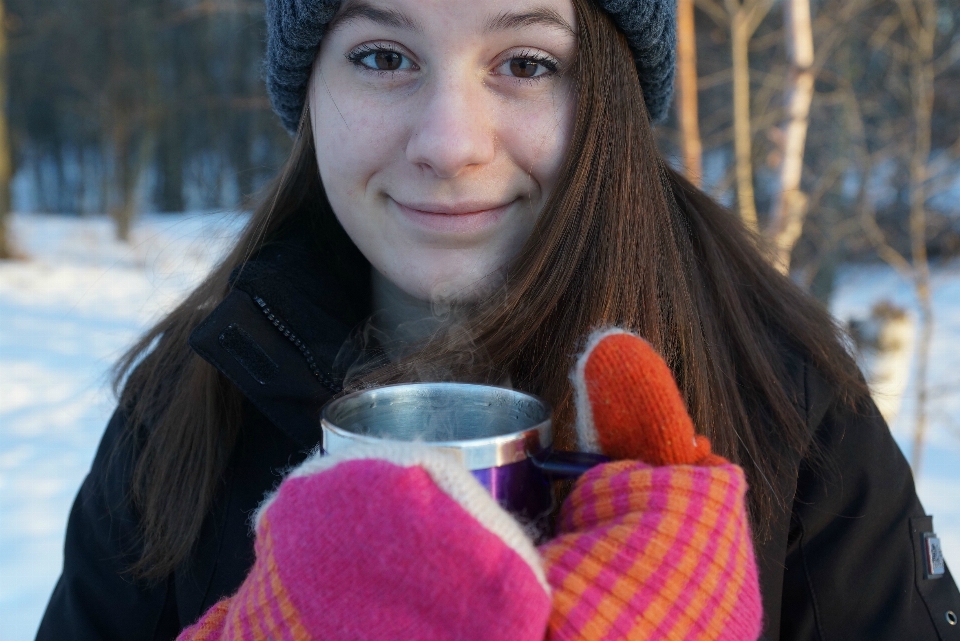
(320, 382, 553, 471)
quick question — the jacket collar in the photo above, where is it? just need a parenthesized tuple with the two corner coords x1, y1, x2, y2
(188, 222, 371, 450)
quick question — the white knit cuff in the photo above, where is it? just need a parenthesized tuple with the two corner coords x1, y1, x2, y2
(571, 327, 639, 455)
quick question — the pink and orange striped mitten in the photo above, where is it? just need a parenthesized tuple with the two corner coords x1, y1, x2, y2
(539, 328, 763, 640)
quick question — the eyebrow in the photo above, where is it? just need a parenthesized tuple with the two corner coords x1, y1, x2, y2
(326, 2, 574, 38)
(483, 8, 575, 36)
(325, 2, 421, 35)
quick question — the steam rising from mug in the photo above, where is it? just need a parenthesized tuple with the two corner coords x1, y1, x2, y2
(333, 272, 512, 391)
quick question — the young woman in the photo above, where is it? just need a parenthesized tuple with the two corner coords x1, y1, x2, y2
(37, 0, 960, 639)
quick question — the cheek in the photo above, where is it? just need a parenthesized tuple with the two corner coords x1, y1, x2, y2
(499, 87, 576, 195)
(310, 75, 403, 200)
(311, 91, 385, 264)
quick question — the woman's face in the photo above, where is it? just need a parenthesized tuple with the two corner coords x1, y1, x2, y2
(310, 0, 577, 302)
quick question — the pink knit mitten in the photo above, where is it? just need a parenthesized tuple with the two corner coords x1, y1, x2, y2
(539, 328, 764, 640)
(178, 444, 551, 641)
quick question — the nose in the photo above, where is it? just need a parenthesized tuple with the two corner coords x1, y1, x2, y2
(405, 76, 496, 178)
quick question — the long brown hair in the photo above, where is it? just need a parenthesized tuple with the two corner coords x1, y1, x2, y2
(116, 0, 866, 580)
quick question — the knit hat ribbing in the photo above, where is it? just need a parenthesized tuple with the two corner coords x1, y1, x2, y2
(263, 0, 677, 134)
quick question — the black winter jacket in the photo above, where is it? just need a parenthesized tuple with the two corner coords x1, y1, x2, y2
(37, 230, 960, 641)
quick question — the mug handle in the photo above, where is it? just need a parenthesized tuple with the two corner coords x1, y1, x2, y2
(529, 449, 610, 479)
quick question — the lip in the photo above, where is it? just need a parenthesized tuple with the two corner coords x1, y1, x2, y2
(392, 198, 514, 235)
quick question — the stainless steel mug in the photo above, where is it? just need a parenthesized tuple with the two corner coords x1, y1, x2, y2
(320, 382, 604, 519)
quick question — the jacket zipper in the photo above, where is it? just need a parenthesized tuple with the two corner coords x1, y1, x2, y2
(252, 295, 342, 393)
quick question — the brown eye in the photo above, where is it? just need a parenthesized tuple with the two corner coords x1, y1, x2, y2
(374, 51, 402, 71)
(349, 47, 412, 72)
(509, 58, 540, 78)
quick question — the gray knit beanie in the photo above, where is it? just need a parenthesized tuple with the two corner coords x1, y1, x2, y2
(264, 0, 676, 134)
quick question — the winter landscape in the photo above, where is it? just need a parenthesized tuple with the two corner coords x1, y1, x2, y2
(1, 211, 959, 640)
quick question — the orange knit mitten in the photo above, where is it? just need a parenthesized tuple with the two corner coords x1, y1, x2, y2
(572, 328, 727, 466)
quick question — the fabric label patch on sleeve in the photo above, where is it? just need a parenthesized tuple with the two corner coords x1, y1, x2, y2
(923, 533, 945, 579)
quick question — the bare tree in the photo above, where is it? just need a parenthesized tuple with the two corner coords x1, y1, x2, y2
(723, 0, 775, 230)
(102, 0, 163, 241)
(840, 0, 945, 477)
(895, 0, 938, 476)
(7, 0, 290, 223)
(765, 0, 814, 273)
(677, 0, 703, 186)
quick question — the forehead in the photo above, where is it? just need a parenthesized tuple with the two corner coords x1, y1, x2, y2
(328, 0, 577, 38)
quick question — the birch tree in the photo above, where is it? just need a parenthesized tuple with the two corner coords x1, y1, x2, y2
(724, 0, 775, 230)
(766, 0, 815, 273)
(897, 0, 938, 476)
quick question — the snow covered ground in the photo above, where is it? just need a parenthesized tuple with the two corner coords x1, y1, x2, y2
(0, 212, 246, 640)
(1, 212, 958, 640)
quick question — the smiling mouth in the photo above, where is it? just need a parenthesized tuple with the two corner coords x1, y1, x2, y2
(392, 198, 515, 235)
(394, 199, 515, 216)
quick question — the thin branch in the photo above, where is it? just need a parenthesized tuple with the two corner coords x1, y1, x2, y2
(868, 14, 903, 53)
(840, 79, 914, 279)
(698, 67, 733, 90)
(710, 162, 738, 203)
(745, 0, 776, 35)
(749, 27, 786, 51)
(892, 0, 922, 44)
(806, 157, 846, 214)
(695, 0, 729, 26)
(860, 205, 914, 279)
(933, 39, 960, 76)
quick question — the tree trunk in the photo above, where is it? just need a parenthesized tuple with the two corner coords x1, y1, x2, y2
(677, 0, 703, 186)
(731, 12, 758, 230)
(111, 125, 157, 242)
(766, 0, 815, 273)
(156, 123, 185, 213)
(906, 0, 937, 477)
(911, 292, 933, 475)
(110, 120, 135, 242)
(0, 0, 13, 259)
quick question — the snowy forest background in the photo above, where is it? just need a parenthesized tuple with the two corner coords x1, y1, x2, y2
(1, 0, 959, 638)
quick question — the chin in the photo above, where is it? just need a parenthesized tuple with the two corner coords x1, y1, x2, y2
(397, 267, 506, 304)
